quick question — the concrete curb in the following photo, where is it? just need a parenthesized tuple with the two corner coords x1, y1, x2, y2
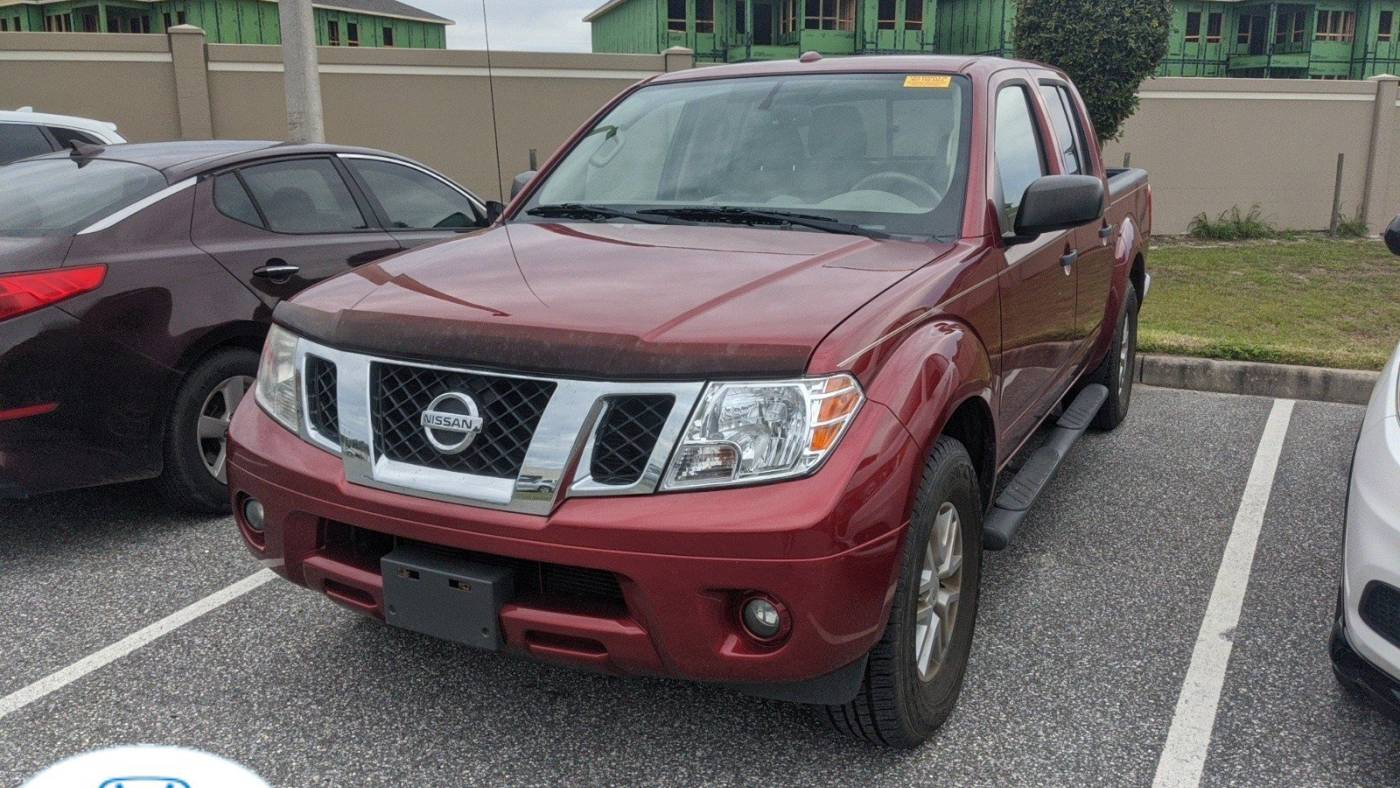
(1137, 354, 1379, 405)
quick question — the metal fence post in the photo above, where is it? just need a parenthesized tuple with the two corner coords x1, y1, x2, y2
(1330, 153, 1345, 235)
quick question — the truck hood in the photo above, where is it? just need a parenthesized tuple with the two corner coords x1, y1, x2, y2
(276, 222, 948, 378)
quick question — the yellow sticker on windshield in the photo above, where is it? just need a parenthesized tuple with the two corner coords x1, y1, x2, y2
(904, 75, 953, 89)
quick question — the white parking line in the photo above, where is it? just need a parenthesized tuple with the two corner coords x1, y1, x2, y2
(0, 569, 275, 723)
(1153, 398, 1295, 788)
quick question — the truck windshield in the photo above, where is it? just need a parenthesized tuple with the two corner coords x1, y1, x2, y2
(0, 158, 168, 237)
(524, 73, 972, 240)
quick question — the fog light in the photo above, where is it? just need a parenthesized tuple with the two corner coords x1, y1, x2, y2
(741, 595, 787, 641)
(242, 498, 265, 532)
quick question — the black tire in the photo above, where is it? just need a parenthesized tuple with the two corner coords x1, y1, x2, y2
(157, 347, 259, 514)
(1086, 283, 1139, 431)
(822, 435, 983, 748)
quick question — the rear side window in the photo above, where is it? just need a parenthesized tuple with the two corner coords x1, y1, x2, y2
(214, 173, 264, 228)
(993, 85, 1047, 230)
(1038, 84, 1084, 175)
(0, 123, 54, 164)
(47, 127, 102, 150)
(0, 158, 167, 236)
(346, 159, 480, 230)
(236, 158, 368, 234)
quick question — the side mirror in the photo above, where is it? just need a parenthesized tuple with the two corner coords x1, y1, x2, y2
(484, 201, 505, 224)
(1386, 214, 1400, 256)
(511, 170, 538, 200)
(1009, 175, 1106, 242)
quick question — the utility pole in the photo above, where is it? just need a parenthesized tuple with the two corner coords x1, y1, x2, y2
(278, 0, 325, 143)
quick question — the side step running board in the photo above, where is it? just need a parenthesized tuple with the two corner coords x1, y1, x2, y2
(982, 384, 1109, 551)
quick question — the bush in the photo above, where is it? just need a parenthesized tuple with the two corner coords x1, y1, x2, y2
(1188, 206, 1276, 240)
(1334, 215, 1369, 238)
(1014, 0, 1172, 141)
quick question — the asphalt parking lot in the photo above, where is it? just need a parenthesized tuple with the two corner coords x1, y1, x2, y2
(2, 385, 1397, 786)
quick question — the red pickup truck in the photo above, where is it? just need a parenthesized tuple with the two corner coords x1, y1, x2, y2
(228, 55, 1150, 747)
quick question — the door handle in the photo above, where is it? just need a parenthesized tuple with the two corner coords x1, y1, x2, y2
(1099, 223, 1115, 240)
(1060, 250, 1079, 270)
(253, 260, 299, 282)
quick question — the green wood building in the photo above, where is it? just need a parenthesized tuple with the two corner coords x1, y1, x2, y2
(0, 0, 451, 48)
(587, 0, 1400, 78)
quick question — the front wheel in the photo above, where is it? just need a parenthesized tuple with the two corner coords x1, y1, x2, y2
(822, 435, 983, 748)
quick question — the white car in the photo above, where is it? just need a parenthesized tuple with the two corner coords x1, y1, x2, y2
(0, 107, 125, 164)
(1332, 214, 1400, 721)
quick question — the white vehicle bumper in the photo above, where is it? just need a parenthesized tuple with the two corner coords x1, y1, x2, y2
(1337, 343, 1400, 706)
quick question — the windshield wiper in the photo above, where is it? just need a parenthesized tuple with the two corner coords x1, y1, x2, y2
(640, 206, 888, 239)
(526, 203, 666, 224)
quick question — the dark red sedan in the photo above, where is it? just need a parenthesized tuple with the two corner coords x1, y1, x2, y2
(0, 140, 489, 510)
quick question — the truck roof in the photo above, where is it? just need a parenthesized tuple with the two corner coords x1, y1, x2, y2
(647, 54, 1060, 85)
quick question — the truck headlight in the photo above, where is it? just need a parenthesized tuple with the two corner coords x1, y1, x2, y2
(662, 375, 863, 490)
(254, 325, 301, 433)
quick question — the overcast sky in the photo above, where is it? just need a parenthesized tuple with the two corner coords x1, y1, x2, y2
(409, 1, 600, 52)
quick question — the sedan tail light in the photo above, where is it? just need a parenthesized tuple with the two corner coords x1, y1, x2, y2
(0, 265, 106, 322)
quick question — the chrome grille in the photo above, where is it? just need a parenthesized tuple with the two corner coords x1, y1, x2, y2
(305, 355, 339, 443)
(293, 337, 704, 515)
(590, 396, 674, 486)
(371, 362, 555, 479)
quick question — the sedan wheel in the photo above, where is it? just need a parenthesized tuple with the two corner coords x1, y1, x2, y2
(196, 375, 253, 484)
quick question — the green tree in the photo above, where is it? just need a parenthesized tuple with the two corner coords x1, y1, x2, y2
(1014, 0, 1172, 141)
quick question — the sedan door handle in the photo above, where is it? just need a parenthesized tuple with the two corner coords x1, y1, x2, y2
(1099, 223, 1115, 239)
(253, 261, 300, 281)
(1060, 250, 1079, 270)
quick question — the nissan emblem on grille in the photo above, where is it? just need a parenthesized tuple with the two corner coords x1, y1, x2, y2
(419, 392, 484, 455)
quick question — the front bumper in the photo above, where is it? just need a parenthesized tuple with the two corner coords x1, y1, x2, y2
(227, 395, 921, 692)
(1331, 603, 1400, 722)
(1340, 346, 1400, 686)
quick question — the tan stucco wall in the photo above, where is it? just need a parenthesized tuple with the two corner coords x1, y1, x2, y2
(1102, 78, 1381, 234)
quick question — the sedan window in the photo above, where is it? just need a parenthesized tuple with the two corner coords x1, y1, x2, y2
(47, 127, 103, 150)
(213, 173, 264, 228)
(0, 123, 54, 164)
(346, 158, 481, 230)
(237, 158, 368, 234)
(0, 158, 167, 236)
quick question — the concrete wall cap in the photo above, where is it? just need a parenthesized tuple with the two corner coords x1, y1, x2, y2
(167, 24, 208, 35)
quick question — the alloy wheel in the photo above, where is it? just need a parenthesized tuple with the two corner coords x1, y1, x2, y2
(914, 501, 963, 681)
(197, 375, 253, 483)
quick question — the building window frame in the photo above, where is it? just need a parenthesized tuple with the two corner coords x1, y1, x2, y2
(905, 0, 922, 30)
(877, 0, 896, 30)
(805, 0, 855, 31)
(1379, 10, 1394, 42)
(667, 0, 685, 32)
(327, 19, 340, 45)
(1184, 10, 1201, 43)
(1205, 11, 1222, 43)
(347, 20, 359, 46)
(695, 0, 714, 32)
(1315, 9, 1356, 42)
(383, 25, 394, 46)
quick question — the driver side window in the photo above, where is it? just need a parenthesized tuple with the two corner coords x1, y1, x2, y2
(994, 85, 1047, 233)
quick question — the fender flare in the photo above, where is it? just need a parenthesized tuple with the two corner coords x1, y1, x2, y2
(859, 317, 997, 507)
